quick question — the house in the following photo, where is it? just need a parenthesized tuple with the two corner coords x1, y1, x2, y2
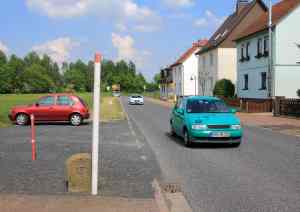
(170, 39, 208, 99)
(196, 0, 268, 96)
(235, 0, 300, 101)
(159, 66, 174, 101)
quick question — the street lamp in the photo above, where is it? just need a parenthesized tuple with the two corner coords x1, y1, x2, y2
(268, 0, 273, 98)
(190, 74, 197, 96)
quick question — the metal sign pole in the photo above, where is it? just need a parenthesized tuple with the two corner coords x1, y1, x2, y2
(92, 53, 101, 195)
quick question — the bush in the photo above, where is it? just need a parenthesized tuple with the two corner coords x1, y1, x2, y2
(213, 79, 235, 98)
(297, 89, 300, 98)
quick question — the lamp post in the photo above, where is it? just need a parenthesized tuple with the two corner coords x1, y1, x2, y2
(268, 0, 273, 98)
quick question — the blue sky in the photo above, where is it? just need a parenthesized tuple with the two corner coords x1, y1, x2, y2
(0, 0, 274, 81)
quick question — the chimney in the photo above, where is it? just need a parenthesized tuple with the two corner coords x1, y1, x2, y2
(236, 0, 250, 14)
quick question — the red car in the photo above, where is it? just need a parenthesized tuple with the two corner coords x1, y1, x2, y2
(9, 94, 90, 126)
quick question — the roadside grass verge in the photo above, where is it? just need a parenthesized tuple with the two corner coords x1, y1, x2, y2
(100, 97, 125, 121)
(0, 92, 117, 127)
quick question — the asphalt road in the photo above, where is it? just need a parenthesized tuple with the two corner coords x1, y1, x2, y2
(0, 121, 161, 198)
(121, 97, 300, 212)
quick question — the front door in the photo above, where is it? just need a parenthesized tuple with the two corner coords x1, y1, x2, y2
(33, 96, 56, 121)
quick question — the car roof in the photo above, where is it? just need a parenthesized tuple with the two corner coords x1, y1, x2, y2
(42, 93, 77, 97)
(183, 96, 220, 101)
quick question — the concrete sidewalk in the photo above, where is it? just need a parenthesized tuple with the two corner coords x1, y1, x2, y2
(0, 194, 159, 212)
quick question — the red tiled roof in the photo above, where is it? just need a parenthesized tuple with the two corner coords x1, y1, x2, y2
(196, 0, 267, 55)
(235, 0, 300, 41)
(170, 39, 208, 68)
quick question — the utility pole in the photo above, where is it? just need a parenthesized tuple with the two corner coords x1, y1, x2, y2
(92, 53, 101, 195)
(268, 0, 273, 98)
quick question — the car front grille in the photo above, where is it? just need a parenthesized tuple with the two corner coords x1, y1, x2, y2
(207, 125, 230, 129)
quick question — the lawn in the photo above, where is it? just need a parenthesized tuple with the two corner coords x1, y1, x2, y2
(0, 92, 124, 127)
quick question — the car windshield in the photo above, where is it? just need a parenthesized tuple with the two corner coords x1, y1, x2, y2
(186, 99, 230, 113)
(131, 96, 142, 98)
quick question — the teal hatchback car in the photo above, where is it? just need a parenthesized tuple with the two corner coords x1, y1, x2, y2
(170, 96, 243, 147)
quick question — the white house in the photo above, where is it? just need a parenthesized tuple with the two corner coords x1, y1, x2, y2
(171, 39, 208, 98)
(196, 0, 268, 96)
(235, 0, 300, 100)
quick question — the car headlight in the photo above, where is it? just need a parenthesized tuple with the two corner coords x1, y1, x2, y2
(192, 124, 207, 130)
(231, 124, 241, 130)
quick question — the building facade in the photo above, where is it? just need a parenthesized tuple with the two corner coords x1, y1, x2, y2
(236, 0, 300, 99)
(171, 40, 208, 98)
(196, 0, 267, 96)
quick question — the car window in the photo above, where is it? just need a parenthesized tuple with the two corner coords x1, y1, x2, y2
(57, 96, 74, 106)
(38, 96, 55, 106)
(186, 99, 229, 113)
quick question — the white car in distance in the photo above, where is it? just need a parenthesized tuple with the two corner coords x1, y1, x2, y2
(128, 95, 144, 105)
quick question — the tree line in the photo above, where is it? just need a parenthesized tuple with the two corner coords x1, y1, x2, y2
(0, 50, 159, 94)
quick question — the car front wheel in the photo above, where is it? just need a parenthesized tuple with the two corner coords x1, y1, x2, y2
(184, 129, 192, 147)
(70, 114, 82, 126)
(170, 121, 175, 136)
(16, 113, 29, 126)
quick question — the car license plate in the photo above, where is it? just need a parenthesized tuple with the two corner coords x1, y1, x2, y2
(210, 132, 230, 138)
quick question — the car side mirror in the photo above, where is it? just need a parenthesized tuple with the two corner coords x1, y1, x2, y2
(230, 108, 237, 114)
(177, 108, 184, 115)
(35, 103, 39, 107)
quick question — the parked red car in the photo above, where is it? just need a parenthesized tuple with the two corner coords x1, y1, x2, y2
(9, 94, 90, 126)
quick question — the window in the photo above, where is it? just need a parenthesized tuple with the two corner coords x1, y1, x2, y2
(246, 42, 250, 60)
(241, 44, 245, 60)
(256, 38, 263, 58)
(243, 74, 248, 90)
(209, 53, 214, 66)
(57, 96, 74, 106)
(186, 99, 230, 113)
(38, 96, 55, 106)
(260, 72, 267, 90)
(263, 36, 269, 57)
(203, 56, 206, 69)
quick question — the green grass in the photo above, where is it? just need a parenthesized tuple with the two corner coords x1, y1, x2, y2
(0, 92, 118, 127)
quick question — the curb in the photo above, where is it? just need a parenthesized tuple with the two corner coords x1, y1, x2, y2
(152, 179, 192, 212)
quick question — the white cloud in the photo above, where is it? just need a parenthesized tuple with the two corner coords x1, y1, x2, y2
(111, 33, 150, 67)
(32, 37, 80, 65)
(194, 10, 226, 28)
(0, 41, 9, 54)
(163, 0, 194, 8)
(26, 0, 161, 32)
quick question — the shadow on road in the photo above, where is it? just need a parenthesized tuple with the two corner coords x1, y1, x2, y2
(165, 132, 239, 149)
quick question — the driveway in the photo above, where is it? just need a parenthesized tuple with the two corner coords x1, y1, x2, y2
(121, 97, 300, 212)
(0, 121, 161, 198)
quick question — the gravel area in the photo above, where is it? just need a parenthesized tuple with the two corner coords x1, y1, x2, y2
(0, 121, 161, 198)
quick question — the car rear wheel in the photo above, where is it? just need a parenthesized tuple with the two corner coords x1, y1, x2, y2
(70, 114, 82, 126)
(16, 113, 29, 126)
(184, 129, 192, 147)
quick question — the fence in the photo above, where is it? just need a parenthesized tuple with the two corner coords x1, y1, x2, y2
(274, 97, 300, 118)
(222, 98, 273, 113)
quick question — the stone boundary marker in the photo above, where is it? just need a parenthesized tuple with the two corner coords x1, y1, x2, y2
(66, 153, 92, 193)
(152, 179, 192, 212)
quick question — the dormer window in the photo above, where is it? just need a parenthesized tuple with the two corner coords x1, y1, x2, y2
(222, 30, 228, 37)
(215, 34, 221, 41)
